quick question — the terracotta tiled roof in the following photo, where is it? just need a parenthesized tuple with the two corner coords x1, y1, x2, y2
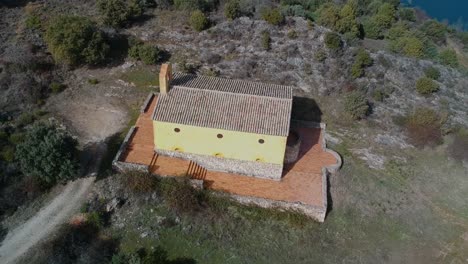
(171, 72, 293, 99)
(153, 73, 293, 137)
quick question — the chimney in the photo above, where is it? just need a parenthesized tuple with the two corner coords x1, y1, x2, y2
(159, 63, 172, 94)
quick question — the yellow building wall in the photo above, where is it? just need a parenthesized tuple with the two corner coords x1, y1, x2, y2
(153, 121, 287, 165)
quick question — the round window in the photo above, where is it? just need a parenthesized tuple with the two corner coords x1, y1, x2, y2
(258, 139, 265, 144)
(174, 128, 180, 133)
(217, 134, 223, 139)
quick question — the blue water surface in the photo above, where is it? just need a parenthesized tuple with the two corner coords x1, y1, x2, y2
(402, 0, 468, 30)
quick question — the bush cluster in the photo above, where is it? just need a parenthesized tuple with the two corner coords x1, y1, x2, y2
(324, 32, 342, 51)
(416, 77, 439, 95)
(261, 7, 285, 26)
(45, 16, 109, 66)
(224, 0, 241, 20)
(438, 49, 459, 68)
(190, 10, 209, 32)
(16, 122, 79, 186)
(344, 91, 369, 120)
(97, 0, 143, 28)
(261, 31, 271, 51)
(173, 0, 217, 12)
(350, 48, 373, 78)
(128, 40, 161, 65)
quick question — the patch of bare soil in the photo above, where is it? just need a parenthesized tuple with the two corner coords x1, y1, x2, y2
(46, 67, 133, 145)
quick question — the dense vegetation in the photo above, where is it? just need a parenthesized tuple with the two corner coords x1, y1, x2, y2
(45, 16, 110, 66)
(16, 122, 79, 185)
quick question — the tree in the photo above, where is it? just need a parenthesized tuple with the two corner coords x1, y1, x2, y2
(224, 0, 241, 20)
(386, 22, 409, 40)
(16, 122, 79, 185)
(336, 2, 361, 38)
(44, 16, 109, 66)
(439, 49, 459, 67)
(390, 36, 424, 58)
(97, 0, 143, 28)
(324, 32, 342, 50)
(362, 18, 382, 39)
(128, 41, 161, 65)
(416, 77, 439, 95)
(190, 10, 209, 32)
(261, 31, 271, 51)
(351, 48, 373, 78)
(374, 3, 396, 28)
(316, 3, 340, 29)
(344, 91, 369, 120)
(261, 7, 284, 26)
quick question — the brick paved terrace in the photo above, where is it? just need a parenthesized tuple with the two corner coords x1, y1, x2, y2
(119, 95, 339, 208)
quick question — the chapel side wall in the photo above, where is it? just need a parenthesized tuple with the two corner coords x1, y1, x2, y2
(153, 121, 287, 165)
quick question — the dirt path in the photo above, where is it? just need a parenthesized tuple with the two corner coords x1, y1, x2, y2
(0, 177, 95, 264)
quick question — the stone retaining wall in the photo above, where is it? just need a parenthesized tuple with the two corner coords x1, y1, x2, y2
(156, 149, 283, 180)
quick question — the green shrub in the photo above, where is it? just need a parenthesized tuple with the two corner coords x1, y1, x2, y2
(97, 0, 143, 28)
(344, 91, 369, 120)
(350, 47, 374, 78)
(324, 32, 342, 50)
(261, 31, 271, 51)
(386, 22, 409, 40)
(190, 10, 209, 32)
(16, 122, 79, 185)
(372, 89, 387, 102)
(350, 63, 364, 78)
(424, 66, 440, 80)
(335, 2, 361, 38)
(355, 48, 373, 66)
(404, 107, 444, 147)
(314, 49, 327, 62)
(287, 29, 298, 39)
(0, 146, 15, 162)
(373, 3, 395, 29)
(362, 17, 382, 39)
(174, 0, 217, 11)
(16, 112, 36, 127)
(224, 0, 241, 20)
(261, 7, 284, 26)
(25, 14, 42, 30)
(389, 36, 424, 58)
(438, 49, 459, 67)
(416, 77, 439, 95)
(45, 16, 109, 66)
(88, 78, 99, 85)
(50, 82, 66, 93)
(420, 20, 447, 44)
(128, 42, 161, 65)
(86, 211, 104, 228)
(316, 3, 340, 29)
(9, 132, 25, 144)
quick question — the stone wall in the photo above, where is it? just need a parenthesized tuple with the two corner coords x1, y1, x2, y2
(156, 149, 283, 180)
(112, 126, 150, 173)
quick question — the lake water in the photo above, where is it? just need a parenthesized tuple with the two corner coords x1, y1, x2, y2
(402, 0, 468, 30)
